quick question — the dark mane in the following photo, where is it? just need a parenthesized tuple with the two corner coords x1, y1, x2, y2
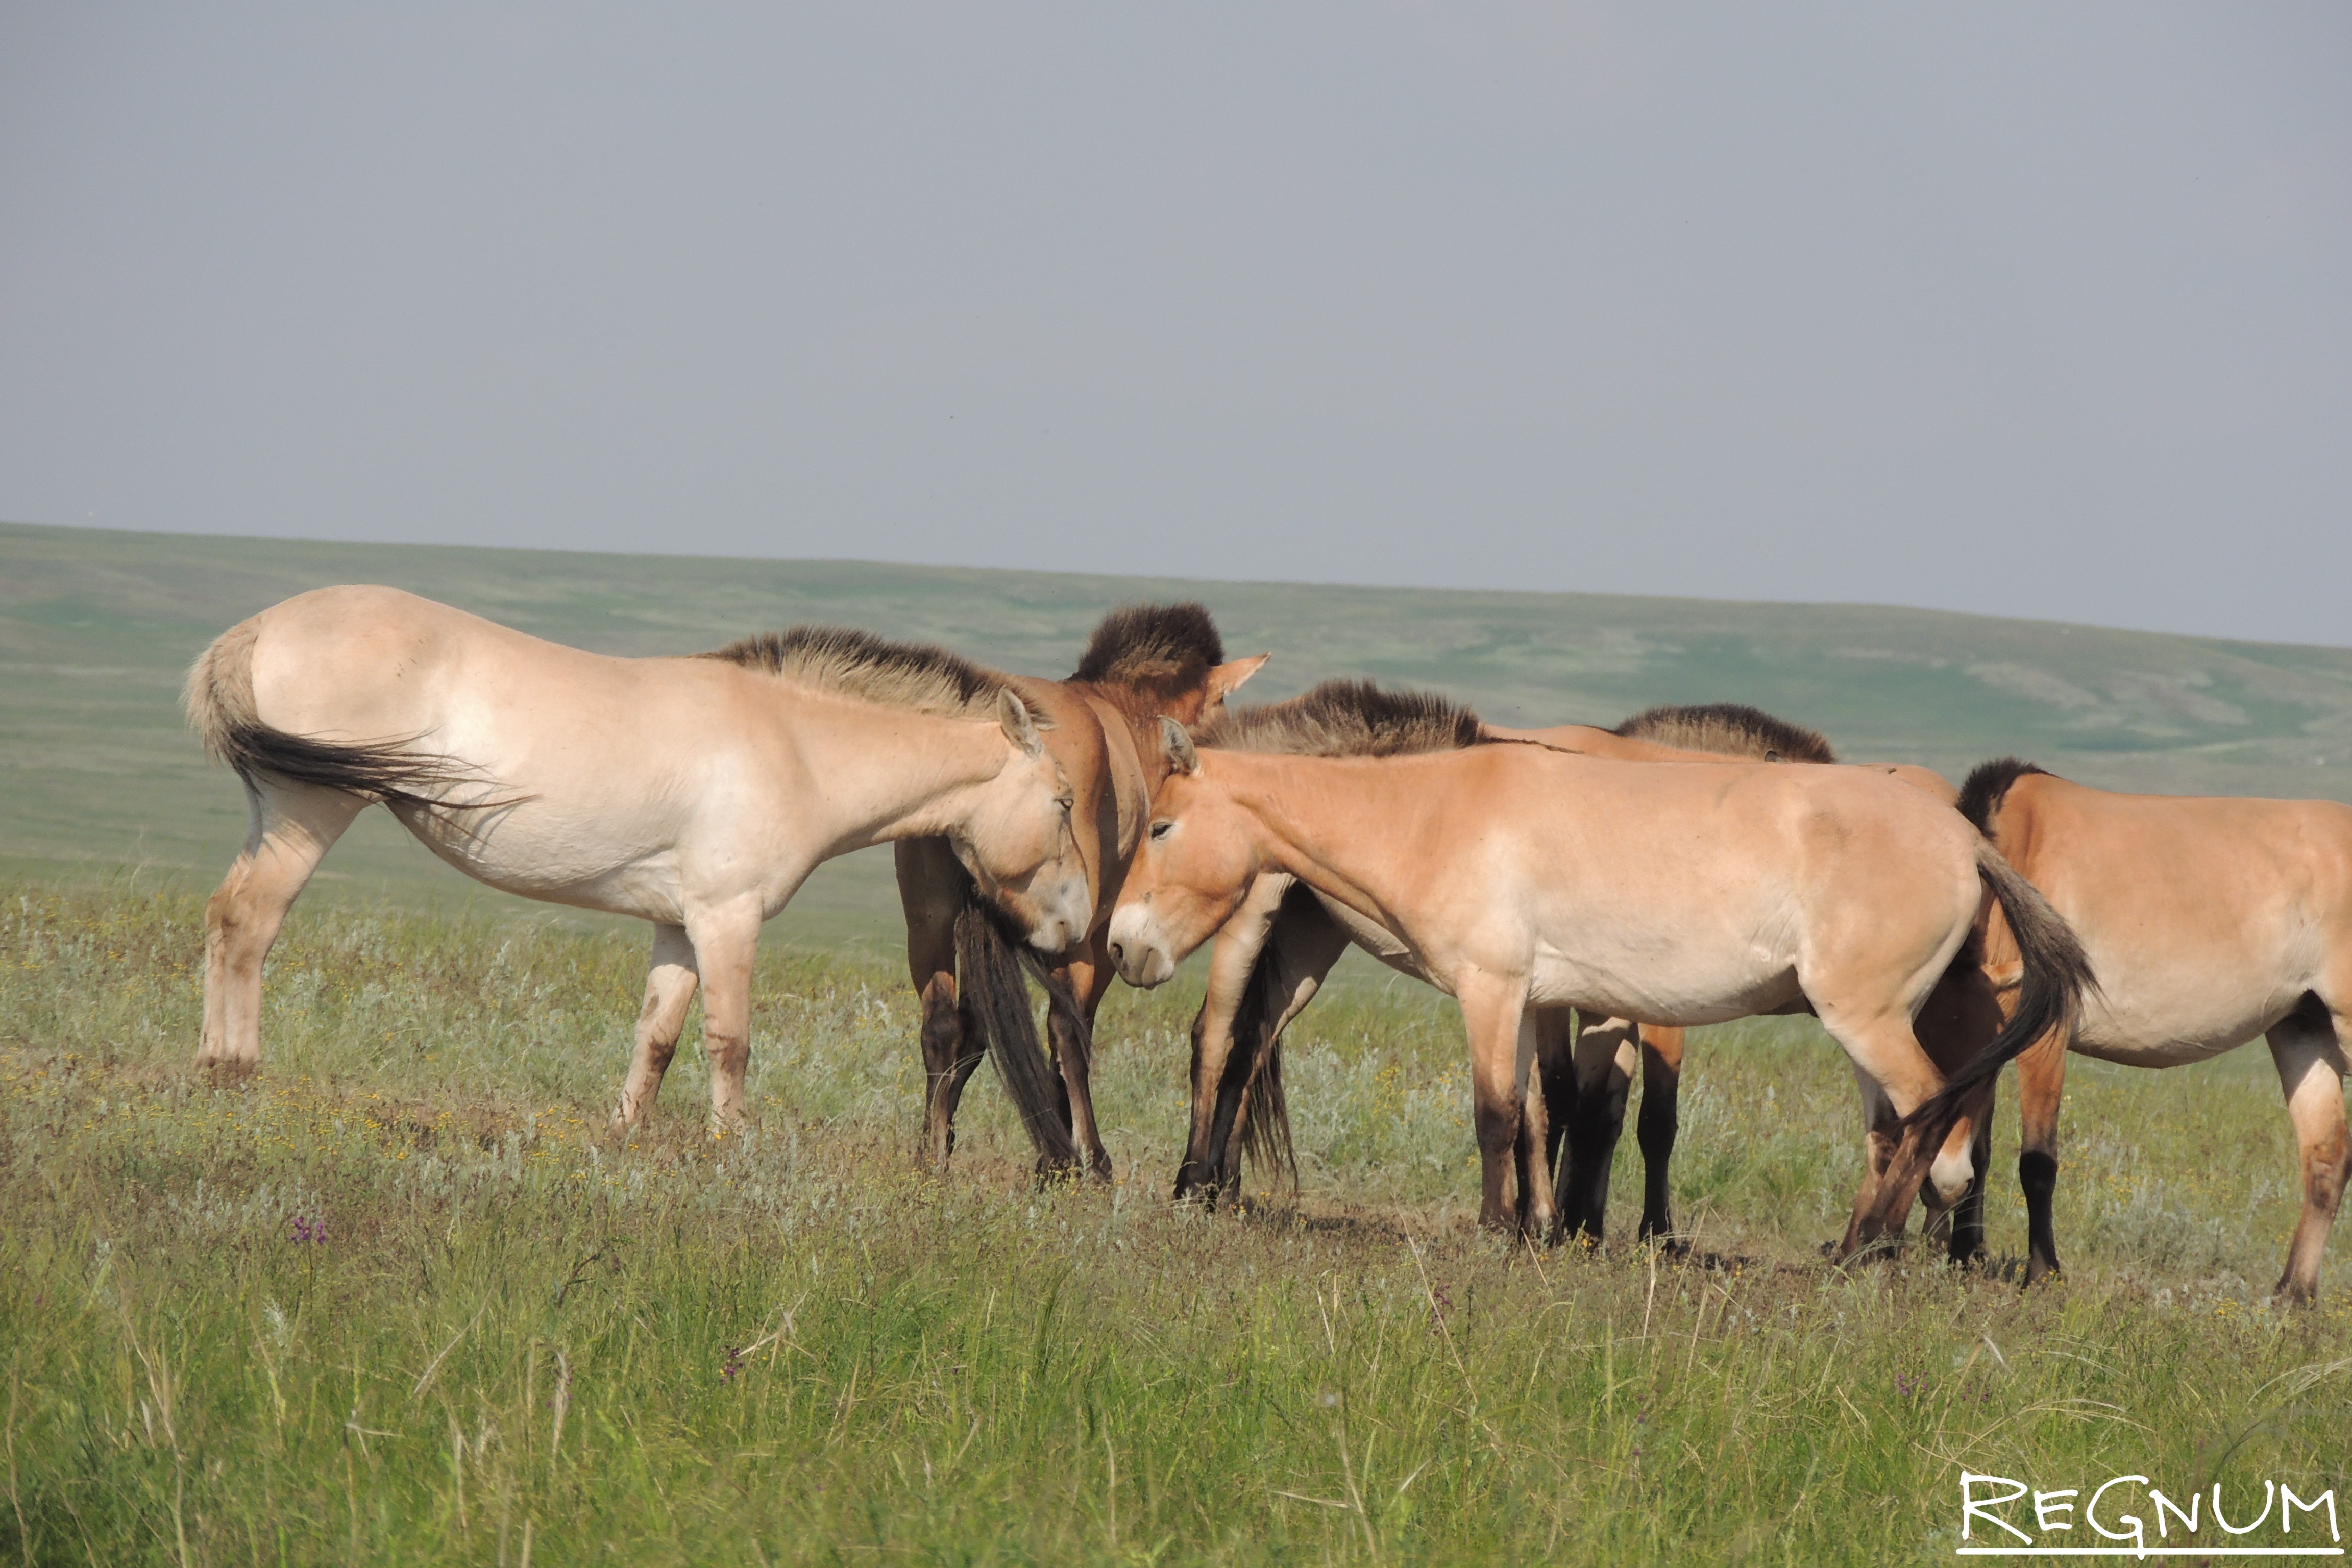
(1957, 757, 2050, 836)
(1201, 679, 1485, 757)
(1071, 603, 1226, 701)
(1613, 702, 1836, 763)
(698, 627, 1019, 720)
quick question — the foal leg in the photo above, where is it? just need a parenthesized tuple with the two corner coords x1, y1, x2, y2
(897, 839, 981, 1172)
(198, 780, 365, 1072)
(1049, 947, 1116, 1184)
(1559, 1015, 1637, 1245)
(685, 900, 764, 1132)
(611, 924, 699, 1130)
(2268, 1007, 2351, 1303)
(2012, 1030, 2071, 1287)
(1635, 1026, 1686, 1246)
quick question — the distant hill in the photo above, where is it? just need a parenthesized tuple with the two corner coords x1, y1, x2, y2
(7, 520, 2349, 944)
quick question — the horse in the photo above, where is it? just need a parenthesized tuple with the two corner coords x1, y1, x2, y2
(1107, 687, 2090, 1243)
(1171, 699, 1831, 1214)
(1170, 691, 1997, 1253)
(184, 586, 1096, 1131)
(891, 604, 1266, 1179)
(1951, 760, 2352, 1301)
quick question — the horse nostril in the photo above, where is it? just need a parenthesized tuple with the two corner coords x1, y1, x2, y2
(1109, 941, 1126, 968)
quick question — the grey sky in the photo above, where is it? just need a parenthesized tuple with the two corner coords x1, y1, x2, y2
(3, 5, 2346, 645)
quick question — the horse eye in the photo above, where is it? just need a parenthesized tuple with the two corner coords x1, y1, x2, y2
(1148, 820, 1172, 841)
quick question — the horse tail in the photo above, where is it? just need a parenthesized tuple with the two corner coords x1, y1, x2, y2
(1909, 842, 2095, 1129)
(1214, 908, 1299, 1189)
(954, 894, 1081, 1170)
(182, 617, 506, 813)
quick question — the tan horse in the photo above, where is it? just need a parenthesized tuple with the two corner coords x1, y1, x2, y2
(185, 586, 1095, 1130)
(1954, 760, 2352, 1300)
(1172, 698, 1831, 1219)
(1172, 694, 1992, 1252)
(891, 605, 1265, 1178)
(1109, 690, 2090, 1241)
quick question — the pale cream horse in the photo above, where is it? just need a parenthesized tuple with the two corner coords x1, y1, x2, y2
(185, 586, 1094, 1129)
(1953, 760, 2352, 1300)
(1109, 695, 2091, 1242)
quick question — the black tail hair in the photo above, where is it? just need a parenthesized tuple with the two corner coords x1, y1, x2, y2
(954, 894, 1082, 1169)
(210, 722, 504, 815)
(184, 618, 508, 814)
(1235, 947, 1298, 1188)
(1908, 844, 2096, 1130)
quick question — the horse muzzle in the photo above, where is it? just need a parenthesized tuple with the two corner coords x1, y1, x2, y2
(1106, 906, 1175, 987)
(1022, 875, 1093, 958)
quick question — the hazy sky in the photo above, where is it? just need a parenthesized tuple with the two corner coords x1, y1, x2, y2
(4, 5, 2346, 644)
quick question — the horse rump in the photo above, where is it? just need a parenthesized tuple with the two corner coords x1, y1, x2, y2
(1908, 844, 2097, 1131)
(182, 617, 501, 813)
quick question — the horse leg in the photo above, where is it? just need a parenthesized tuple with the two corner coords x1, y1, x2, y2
(1178, 875, 1291, 1203)
(2013, 1029, 2070, 1286)
(1559, 1016, 1636, 1246)
(1533, 1006, 1577, 1181)
(197, 780, 364, 1073)
(1636, 1026, 1685, 1247)
(896, 839, 979, 1172)
(1050, 949, 1117, 1184)
(2268, 1005, 2351, 1303)
(1914, 958, 2005, 1266)
(1200, 884, 1348, 1205)
(611, 925, 699, 1130)
(685, 901, 763, 1132)
(1523, 1007, 1576, 1240)
(1456, 971, 1538, 1236)
(1839, 1066, 1904, 1256)
(1821, 1011, 1954, 1259)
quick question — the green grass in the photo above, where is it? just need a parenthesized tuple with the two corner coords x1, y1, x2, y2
(8, 523, 2352, 1561)
(6, 880, 2352, 1565)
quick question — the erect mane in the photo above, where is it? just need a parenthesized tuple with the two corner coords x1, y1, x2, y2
(1071, 602, 1226, 700)
(1957, 757, 2051, 836)
(1613, 702, 1836, 763)
(1200, 679, 1486, 757)
(699, 627, 1023, 721)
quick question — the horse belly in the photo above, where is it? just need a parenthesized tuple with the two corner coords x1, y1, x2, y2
(398, 805, 690, 924)
(2071, 986, 2298, 1068)
(1525, 942, 1801, 1026)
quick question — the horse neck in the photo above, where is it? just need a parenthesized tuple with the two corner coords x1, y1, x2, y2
(1209, 750, 1437, 933)
(787, 699, 1012, 851)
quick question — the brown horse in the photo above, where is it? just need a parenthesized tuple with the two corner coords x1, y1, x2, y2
(185, 587, 1096, 1130)
(893, 605, 1266, 1179)
(1954, 760, 2352, 1300)
(1110, 688, 2090, 1243)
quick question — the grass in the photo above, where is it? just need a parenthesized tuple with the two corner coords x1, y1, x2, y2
(6, 878, 2352, 1565)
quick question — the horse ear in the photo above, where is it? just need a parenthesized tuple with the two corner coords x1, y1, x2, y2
(1158, 716, 1200, 777)
(998, 689, 1044, 758)
(1205, 653, 1270, 705)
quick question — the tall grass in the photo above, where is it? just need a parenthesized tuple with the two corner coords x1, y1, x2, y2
(3, 880, 2347, 1564)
